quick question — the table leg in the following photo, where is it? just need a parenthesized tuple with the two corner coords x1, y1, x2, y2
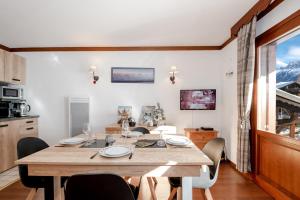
(53, 176, 62, 200)
(181, 177, 192, 200)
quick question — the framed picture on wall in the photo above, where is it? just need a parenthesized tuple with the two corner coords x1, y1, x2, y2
(111, 67, 155, 83)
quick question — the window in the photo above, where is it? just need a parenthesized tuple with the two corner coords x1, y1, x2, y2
(258, 29, 300, 139)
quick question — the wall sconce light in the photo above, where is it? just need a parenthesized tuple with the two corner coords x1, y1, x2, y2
(169, 66, 179, 84)
(89, 65, 99, 84)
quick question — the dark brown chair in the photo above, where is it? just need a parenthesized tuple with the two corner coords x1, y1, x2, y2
(65, 174, 139, 200)
(17, 137, 66, 200)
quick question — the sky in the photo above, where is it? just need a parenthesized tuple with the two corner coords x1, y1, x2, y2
(276, 33, 300, 68)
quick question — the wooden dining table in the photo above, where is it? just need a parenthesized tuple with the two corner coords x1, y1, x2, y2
(15, 133, 213, 200)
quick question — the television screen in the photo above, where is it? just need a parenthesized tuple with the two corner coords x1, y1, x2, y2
(180, 89, 216, 110)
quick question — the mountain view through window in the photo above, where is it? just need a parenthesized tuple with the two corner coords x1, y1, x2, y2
(276, 33, 300, 138)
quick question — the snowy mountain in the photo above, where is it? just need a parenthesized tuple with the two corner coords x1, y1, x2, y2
(276, 60, 300, 83)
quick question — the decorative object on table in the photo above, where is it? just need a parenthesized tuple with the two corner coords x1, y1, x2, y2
(153, 102, 166, 126)
(128, 117, 136, 127)
(117, 106, 132, 124)
(111, 67, 155, 83)
(140, 106, 155, 126)
(169, 66, 179, 84)
(89, 65, 99, 84)
(180, 89, 216, 110)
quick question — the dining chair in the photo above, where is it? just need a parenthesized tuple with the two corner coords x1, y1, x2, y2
(132, 127, 150, 134)
(17, 137, 66, 200)
(65, 173, 139, 200)
(132, 127, 158, 200)
(168, 138, 225, 200)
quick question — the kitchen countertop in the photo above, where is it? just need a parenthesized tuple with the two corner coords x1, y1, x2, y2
(0, 115, 40, 122)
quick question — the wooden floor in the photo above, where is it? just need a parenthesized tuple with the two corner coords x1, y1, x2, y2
(0, 162, 273, 200)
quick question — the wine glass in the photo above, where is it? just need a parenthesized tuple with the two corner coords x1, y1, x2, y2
(82, 123, 92, 141)
(122, 120, 130, 144)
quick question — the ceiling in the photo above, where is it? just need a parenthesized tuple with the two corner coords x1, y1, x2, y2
(0, 0, 258, 48)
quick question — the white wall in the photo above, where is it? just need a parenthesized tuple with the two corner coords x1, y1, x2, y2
(19, 51, 224, 144)
(221, 39, 238, 163)
(221, 0, 300, 164)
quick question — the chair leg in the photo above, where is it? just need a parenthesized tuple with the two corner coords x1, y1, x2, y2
(152, 177, 158, 185)
(25, 188, 37, 200)
(147, 177, 157, 200)
(44, 183, 54, 200)
(204, 188, 213, 200)
(168, 188, 177, 200)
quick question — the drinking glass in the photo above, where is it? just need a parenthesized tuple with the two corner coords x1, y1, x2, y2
(82, 123, 92, 141)
(122, 120, 130, 144)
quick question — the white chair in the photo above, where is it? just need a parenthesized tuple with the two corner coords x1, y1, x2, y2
(168, 138, 225, 200)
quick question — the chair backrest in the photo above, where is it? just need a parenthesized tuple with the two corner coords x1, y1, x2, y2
(17, 137, 49, 187)
(202, 138, 225, 179)
(65, 174, 135, 200)
(132, 127, 150, 134)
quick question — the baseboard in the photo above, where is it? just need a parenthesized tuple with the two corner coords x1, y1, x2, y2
(225, 160, 254, 181)
(254, 175, 294, 200)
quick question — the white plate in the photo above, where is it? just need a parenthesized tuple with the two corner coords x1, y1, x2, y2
(166, 137, 191, 146)
(121, 131, 143, 138)
(59, 138, 86, 145)
(100, 146, 131, 158)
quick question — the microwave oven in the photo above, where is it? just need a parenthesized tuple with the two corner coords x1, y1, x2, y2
(0, 86, 24, 100)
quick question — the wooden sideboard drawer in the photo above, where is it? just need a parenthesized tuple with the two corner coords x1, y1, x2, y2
(186, 131, 217, 140)
(185, 128, 218, 149)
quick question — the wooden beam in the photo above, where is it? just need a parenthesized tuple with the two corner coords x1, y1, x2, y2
(231, 0, 272, 37)
(10, 46, 222, 52)
(256, 9, 300, 47)
(257, 0, 284, 20)
(222, 0, 284, 49)
(0, 44, 10, 51)
(221, 36, 236, 49)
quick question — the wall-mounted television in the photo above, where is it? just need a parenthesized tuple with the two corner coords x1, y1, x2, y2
(180, 89, 216, 110)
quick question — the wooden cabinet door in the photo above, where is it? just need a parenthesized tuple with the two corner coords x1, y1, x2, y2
(14, 55, 26, 85)
(0, 121, 15, 172)
(0, 50, 5, 81)
(4, 52, 26, 84)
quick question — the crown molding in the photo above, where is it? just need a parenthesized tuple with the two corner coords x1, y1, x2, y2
(0, 44, 10, 51)
(10, 46, 222, 52)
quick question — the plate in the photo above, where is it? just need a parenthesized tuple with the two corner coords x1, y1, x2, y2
(121, 131, 143, 138)
(166, 137, 191, 146)
(59, 138, 86, 145)
(100, 146, 131, 158)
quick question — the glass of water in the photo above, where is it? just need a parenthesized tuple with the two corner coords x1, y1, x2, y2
(82, 123, 92, 141)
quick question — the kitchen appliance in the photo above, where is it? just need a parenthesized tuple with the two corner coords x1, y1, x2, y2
(13, 102, 31, 117)
(0, 101, 13, 118)
(0, 86, 24, 100)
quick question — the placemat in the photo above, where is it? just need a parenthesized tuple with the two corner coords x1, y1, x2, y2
(135, 139, 166, 148)
(80, 139, 108, 148)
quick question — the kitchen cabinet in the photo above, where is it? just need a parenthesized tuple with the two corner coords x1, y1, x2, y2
(4, 51, 26, 85)
(184, 128, 218, 149)
(0, 50, 4, 81)
(0, 117, 38, 172)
